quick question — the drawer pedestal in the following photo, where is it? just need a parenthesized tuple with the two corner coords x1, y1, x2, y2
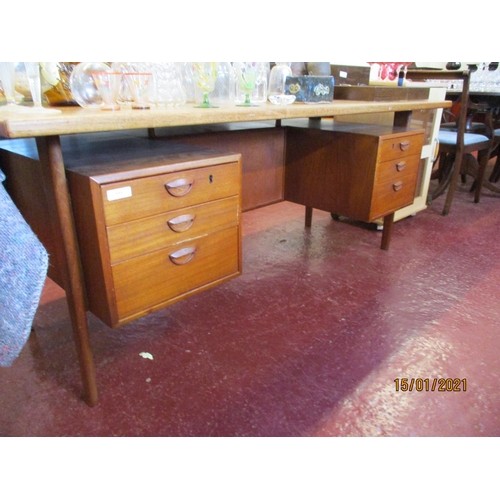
(66, 140, 242, 328)
(285, 122, 425, 250)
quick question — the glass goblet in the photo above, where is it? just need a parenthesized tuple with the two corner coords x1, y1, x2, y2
(233, 62, 259, 107)
(192, 62, 218, 108)
(123, 72, 152, 109)
(24, 62, 61, 114)
(92, 71, 122, 111)
(0, 62, 31, 114)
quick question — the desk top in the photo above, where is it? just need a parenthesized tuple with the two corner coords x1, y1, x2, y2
(0, 99, 450, 139)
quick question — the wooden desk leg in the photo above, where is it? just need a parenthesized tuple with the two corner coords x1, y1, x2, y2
(36, 136, 98, 407)
(305, 206, 313, 228)
(380, 213, 395, 250)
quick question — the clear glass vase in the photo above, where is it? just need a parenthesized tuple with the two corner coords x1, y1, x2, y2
(268, 62, 292, 98)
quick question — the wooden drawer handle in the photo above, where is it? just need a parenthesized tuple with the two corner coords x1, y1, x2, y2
(169, 246, 196, 265)
(165, 178, 194, 197)
(396, 161, 406, 172)
(393, 181, 403, 192)
(167, 214, 196, 232)
(399, 140, 410, 151)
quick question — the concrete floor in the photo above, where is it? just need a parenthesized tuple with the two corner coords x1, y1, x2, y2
(1, 178, 500, 437)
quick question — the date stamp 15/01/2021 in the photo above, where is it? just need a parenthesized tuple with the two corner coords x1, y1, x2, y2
(394, 378, 467, 392)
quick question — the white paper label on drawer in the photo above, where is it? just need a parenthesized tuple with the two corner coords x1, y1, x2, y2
(339, 71, 348, 78)
(106, 186, 132, 201)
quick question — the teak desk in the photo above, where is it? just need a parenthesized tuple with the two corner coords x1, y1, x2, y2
(0, 99, 449, 406)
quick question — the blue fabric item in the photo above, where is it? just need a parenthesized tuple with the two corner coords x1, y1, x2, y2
(0, 168, 49, 367)
(438, 129, 489, 146)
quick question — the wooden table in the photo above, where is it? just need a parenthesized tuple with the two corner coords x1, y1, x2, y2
(0, 99, 450, 406)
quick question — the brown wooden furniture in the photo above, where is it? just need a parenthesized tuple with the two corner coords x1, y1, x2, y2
(285, 121, 424, 250)
(63, 139, 242, 328)
(0, 99, 449, 406)
(150, 122, 285, 211)
(406, 70, 494, 214)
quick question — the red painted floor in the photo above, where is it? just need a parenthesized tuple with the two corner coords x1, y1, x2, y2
(1, 178, 500, 437)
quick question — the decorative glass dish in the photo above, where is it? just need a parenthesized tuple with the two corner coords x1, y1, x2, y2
(268, 94, 296, 105)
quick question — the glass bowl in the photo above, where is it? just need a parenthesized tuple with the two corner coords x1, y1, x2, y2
(268, 94, 296, 105)
(70, 62, 111, 108)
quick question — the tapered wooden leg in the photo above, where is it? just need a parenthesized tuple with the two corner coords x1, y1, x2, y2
(474, 150, 490, 203)
(380, 212, 395, 250)
(36, 136, 98, 407)
(442, 149, 464, 216)
(305, 206, 313, 227)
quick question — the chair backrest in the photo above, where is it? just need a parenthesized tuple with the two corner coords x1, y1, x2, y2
(406, 70, 469, 148)
(405, 69, 495, 214)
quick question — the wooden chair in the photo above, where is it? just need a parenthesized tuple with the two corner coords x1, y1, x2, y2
(406, 70, 494, 215)
(486, 107, 500, 183)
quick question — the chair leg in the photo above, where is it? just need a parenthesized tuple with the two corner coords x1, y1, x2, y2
(474, 150, 490, 203)
(431, 153, 455, 200)
(442, 152, 464, 216)
(490, 154, 500, 183)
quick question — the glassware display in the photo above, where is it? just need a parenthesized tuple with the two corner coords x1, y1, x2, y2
(70, 62, 111, 108)
(197, 62, 235, 106)
(268, 62, 292, 98)
(251, 62, 269, 104)
(41, 62, 79, 106)
(150, 62, 187, 107)
(123, 72, 152, 109)
(233, 62, 259, 107)
(192, 62, 218, 108)
(470, 62, 496, 92)
(0, 62, 23, 113)
(111, 62, 138, 106)
(24, 62, 61, 114)
(179, 62, 196, 103)
(91, 71, 122, 111)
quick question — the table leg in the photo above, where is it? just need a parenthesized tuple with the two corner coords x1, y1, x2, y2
(380, 212, 395, 250)
(36, 136, 98, 407)
(305, 206, 313, 228)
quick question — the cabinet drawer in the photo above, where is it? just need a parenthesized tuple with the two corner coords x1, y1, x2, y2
(370, 169, 417, 219)
(112, 226, 240, 322)
(375, 154, 420, 184)
(101, 162, 240, 225)
(107, 196, 239, 264)
(379, 133, 423, 163)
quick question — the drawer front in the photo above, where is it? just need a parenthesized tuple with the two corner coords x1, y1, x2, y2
(107, 196, 239, 264)
(379, 133, 423, 163)
(101, 162, 240, 226)
(375, 154, 420, 184)
(112, 226, 240, 321)
(370, 166, 418, 219)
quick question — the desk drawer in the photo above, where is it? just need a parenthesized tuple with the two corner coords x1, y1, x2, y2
(107, 196, 239, 264)
(101, 162, 240, 225)
(379, 133, 423, 162)
(375, 154, 421, 183)
(112, 226, 240, 321)
(371, 168, 417, 218)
